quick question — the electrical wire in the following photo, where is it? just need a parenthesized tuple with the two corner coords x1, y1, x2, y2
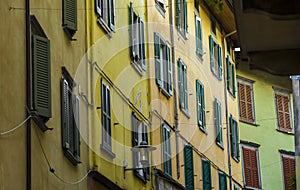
(0, 115, 32, 136)
(33, 125, 91, 185)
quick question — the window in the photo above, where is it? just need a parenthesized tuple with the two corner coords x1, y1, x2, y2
(230, 115, 239, 161)
(178, 59, 188, 114)
(176, 0, 188, 36)
(184, 145, 194, 190)
(209, 35, 222, 79)
(281, 154, 295, 190)
(195, 16, 203, 56)
(218, 171, 227, 190)
(95, 0, 115, 32)
(202, 159, 212, 190)
(214, 99, 223, 146)
(154, 33, 172, 96)
(129, 2, 145, 73)
(242, 146, 261, 189)
(63, 0, 77, 38)
(196, 80, 205, 130)
(61, 67, 81, 165)
(275, 91, 292, 133)
(132, 113, 150, 181)
(31, 15, 52, 124)
(226, 57, 236, 97)
(238, 80, 255, 123)
(101, 82, 115, 157)
(162, 123, 172, 176)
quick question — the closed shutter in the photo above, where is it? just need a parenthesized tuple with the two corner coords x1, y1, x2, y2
(218, 45, 222, 78)
(178, 60, 184, 108)
(230, 116, 239, 159)
(129, 3, 135, 60)
(167, 46, 172, 95)
(243, 147, 260, 188)
(109, 0, 115, 30)
(154, 33, 162, 87)
(176, 0, 181, 28)
(73, 95, 80, 161)
(184, 0, 188, 32)
(63, 0, 77, 31)
(195, 17, 203, 55)
(95, 0, 101, 16)
(202, 159, 212, 190)
(219, 172, 227, 190)
(276, 94, 291, 132)
(282, 156, 296, 190)
(209, 36, 214, 71)
(32, 35, 51, 119)
(184, 146, 194, 190)
(140, 19, 146, 70)
(238, 82, 254, 123)
(61, 79, 70, 149)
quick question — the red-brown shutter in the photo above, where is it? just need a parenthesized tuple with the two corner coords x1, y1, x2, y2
(243, 147, 260, 188)
(238, 83, 254, 123)
(276, 94, 291, 132)
(282, 156, 296, 190)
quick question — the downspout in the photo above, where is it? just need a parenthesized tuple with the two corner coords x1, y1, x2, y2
(25, 0, 32, 189)
(169, 0, 180, 179)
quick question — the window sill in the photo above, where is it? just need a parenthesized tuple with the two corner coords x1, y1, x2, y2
(100, 144, 116, 159)
(180, 108, 190, 119)
(232, 156, 240, 163)
(211, 70, 222, 81)
(199, 126, 207, 134)
(276, 128, 294, 135)
(239, 120, 259, 127)
(134, 171, 148, 183)
(155, 2, 166, 18)
(227, 88, 236, 99)
(64, 149, 81, 166)
(158, 86, 172, 99)
(216, 142, 224, 150)
(177, 29, 188, 41)
(196, 52, 204, 63)
(131, 61, 144, 76)
(97, 18, 113, 38)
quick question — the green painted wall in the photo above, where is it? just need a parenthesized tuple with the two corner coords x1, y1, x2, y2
(237, 62, 294, 190)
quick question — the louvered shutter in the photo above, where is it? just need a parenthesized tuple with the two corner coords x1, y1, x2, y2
(276, 94, 291, 132)
(167, 46, 172, 95)
(95, 0, 101, 16)
(226, 57, 231, 89)
(176, 0, 181, 28)
(183, 65, 188, 110)
(218, 45, 222, 78)
(178, 60, 184, 108)
(215, 100, 222, 144)
(131, 114, 138, 168)
(61, 79, 70, 149)
(238, 82, 254, 123)
(243, 147, 259, 188)
(184, 146, 194, 190)
(184, 0, 188, 32)
(201, 84, 206, 129)
(163, 125, 172, 176)
(129, 3, 135, 60)
(154, 33, 162, 87)
(63, 0, 77, 31)
(196, 80, 201, 126)
(282, 156, 296, 190)
(219, 172, 227, 190)
(140, 19, 146, 71)
(232, 64, 236, 95)
(73, 95, 80, 161)
(195, 17, 203, 55)
(245, 84, 254, 122)
(202, 160, 212, 190)
(235, 123, 240, 160)
(109, 0, 115, 31)
(33, 35, 51, 119)
(209, 36, 214, 71)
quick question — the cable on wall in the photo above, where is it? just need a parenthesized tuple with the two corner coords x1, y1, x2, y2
(0, 115, 32, 136)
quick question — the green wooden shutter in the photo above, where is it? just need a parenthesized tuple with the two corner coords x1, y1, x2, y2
(109, 0, 115, 31)
(176, 0, 181, 28)
(184, 146, 194, 190)
(184, 0, 188, 32)
(195, 17, 203, 55)
(63, 0, 77, 31)
(154, 33, 162, 86)
(215, 100, 220, 143)
(95, 0, 101, 16)
(202, 159, 212, 190)
(140, 19, 146, 71)
(196, 80, 201, 126)
(218, 45, 222, 78)
(167, 46, 172, 95)
(178, 60, 184, 108)
(33, 35, 51, 119)
(201, 84, 206, 129)
(232, 64, 236, 96)
(226, 57, 231, 90)
(219, 172, 227, 190)
(163, 124, 172, 176)
(209, 36, 214, 71)
(61, 79, 70, 149)
(129, 3, 135, 60)
(73, 95, 80, 161)
(184, 65, 188, 110)
(235, 122, 240, 160)
(229, 115, 234, 157)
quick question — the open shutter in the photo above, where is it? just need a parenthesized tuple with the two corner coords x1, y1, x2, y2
(232, 64, 236, 95)
(95, 0, 101, 16)
(129, 3, 135, 60)
(184, 65, 188, 110)
(215, 100, 222, 144)
(109, 0, 115, 31)
(73, 95, 80, 161)
(184, 0, 188, 32)
(178, 60, 184, 108)
(201, 84, 206, 129)
(195, 17, 202, 55)
(196, 80, 201, 126)
(218, 45, 222, 78)
(63, 0, 77, 31)
(235, 122, 240, 160)
(140, 19, 146, 71)
(202, 160, 212, 190)
(176, 0, 181, 28)
(226, 57, 231, 89)
(209, 36, 214, 71)
(33, 35, 51, 119)
(219, 172, 227, 190)
(154, 33, 162, 87)
(229, 116, 235, 157)
(167, 46, 172, 95)
(245, 85, 254, 122)
(184, 146, 194, 190)
(61, 79, 70, 149)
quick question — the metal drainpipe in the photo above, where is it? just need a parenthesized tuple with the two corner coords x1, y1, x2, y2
(169, 0, 180, 179)
(25, 0, 32, 189)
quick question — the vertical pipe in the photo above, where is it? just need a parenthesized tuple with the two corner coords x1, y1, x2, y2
(25, 0, 31, 189)
(169, 0, 180, 179)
